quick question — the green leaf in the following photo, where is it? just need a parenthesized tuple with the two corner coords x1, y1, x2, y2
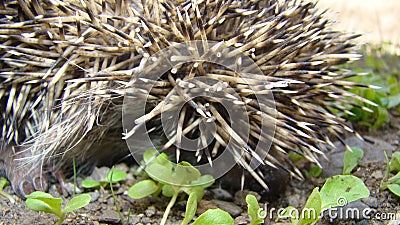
(162, 184, 175, 197)
(297, 187, 322, 225)
(0, 177, 10, 189)
(128, 180, 158, 199)
(192, 209, 234, 225)
(106, 169, 127, 183)
(144, 150, 172, 169)
(174, 161, 201, 185)
(26, 199, 58, 215)
(64, 194, 91, 213)
(191, 175, 215, 188)
(387, 93, 400, 108)
(146, 161, 173, 184)
(143, 150, 159, 162)
(275, 206, 298, 223)
(25, 191, 63, 217)
(320, 175, 370, 210)
(81, 179, 100, 188)
(387, 183, 400, 197)
(343, 147, 364, 175)
(308, 165, 322, 177)
(388, 172, 400, 184)
(181, 192, 197, 225)
(246, 194, 264, 225)
(25, 191, 54, 199)
(182, 186, 205, 202)
(389, 152, 400, 172)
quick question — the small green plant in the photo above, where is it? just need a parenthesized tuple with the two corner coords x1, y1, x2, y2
(191, 208, 234, 225)
(306, 164, 323, 178)
(343, 147, 364, 175)
(81, 168, 127, 188)
(246, 194, 265, 225)
(128, 150, 214, 225)
(25, 191, 91, 225)
(381, 151, 400, 196)
(0, 177, 15, 203)
(342, 44, 400, 129)
(277, 175, 370, 225)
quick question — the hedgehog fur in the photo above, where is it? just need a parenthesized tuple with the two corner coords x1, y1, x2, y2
(0, 0, 377, 196)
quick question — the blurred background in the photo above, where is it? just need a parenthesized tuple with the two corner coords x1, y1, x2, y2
(318, 0, 399, 46)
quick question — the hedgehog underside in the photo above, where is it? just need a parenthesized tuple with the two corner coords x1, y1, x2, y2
(0, 0, 375, 196)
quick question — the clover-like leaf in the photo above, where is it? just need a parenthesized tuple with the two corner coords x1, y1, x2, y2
(389, 152, 400, 173)
(25, 191, 63, 217)
(181, 192, 197, 225)
(320, 175, 370, 210)
(128, 180, 159, 199)
(174, 161, 201, 185)
(106, 169, 127, 183)
(387, 183, 400, 197)
(192, 208, 234, 225)
(343, 147, 364, 175)
(162, 184, 175, 197)
(297, 187, 322, 225)
(191, 174, 215, 188)
(64, 194, 91, 213)
(246, 194, 264, 225)
(81, 179, 100, 188)
(146, 161, 173, 184)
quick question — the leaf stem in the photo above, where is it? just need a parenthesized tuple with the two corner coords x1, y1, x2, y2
(55, 213, 65, 225)
(160, 190, 179, 225)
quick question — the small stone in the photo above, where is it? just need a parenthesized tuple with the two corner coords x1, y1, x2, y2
(234, 190, 260, 206)
(63, 182, 83, 196)
(107, 197, 114, 205)
(145, 206, 156, 217)
(234, 215, 249, 225)
(114, 163, 129, 172)
(87, 191, 100, 202)
(141, 217, 152, 224)
(371, 170, 383, 180)
(211, 188, 233, 201)
(197, 200, 218, 215)
(128, 215, 141, 224)
(90, 167, 110, 181)
(96, 209, 120, 223)
(362, 196, 379, 208)
(212, 200, 243, 217)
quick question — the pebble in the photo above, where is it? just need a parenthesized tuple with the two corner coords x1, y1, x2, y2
(320, 136, 395, 178)
(87, 191, 100, 202)
(197, 200, 218, 215)
(145, 206, 156, 217)
(63, 182, 83, 196)
(234, 215, 249, 225)
(362, 196, 379, 208)
(96, 209, 120, 223)
(114, 163, 129, 172)
(89, 166, 110, 181)
(234, 190, 261, 206)
(141, 217, 152, 224)
(128, 215, 141, 224)
(211, 188, 233, 201)
(371, 170, 384, 180)
(212, 200, 243, 217)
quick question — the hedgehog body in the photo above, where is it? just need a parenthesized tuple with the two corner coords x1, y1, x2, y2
(0, 0, 375, 196)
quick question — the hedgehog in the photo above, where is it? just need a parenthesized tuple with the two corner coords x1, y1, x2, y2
(0, 0, 378, 197)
